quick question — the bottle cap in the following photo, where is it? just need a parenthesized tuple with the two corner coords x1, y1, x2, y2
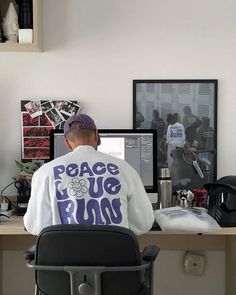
(159, 168, 171, 178)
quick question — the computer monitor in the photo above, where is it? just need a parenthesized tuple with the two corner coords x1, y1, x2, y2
(50, 129, 157, 193)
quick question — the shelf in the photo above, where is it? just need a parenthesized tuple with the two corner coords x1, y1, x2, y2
(0, 0, 42, 52)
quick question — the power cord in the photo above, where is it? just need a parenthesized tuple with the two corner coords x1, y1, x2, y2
(0, 181, 18, 210)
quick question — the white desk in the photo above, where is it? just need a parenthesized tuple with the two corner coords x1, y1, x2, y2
(0, 216, 235, 295)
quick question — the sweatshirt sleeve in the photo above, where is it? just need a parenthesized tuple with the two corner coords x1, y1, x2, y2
(166, 125, 171, 144)
(125, 164, 154, 235)
(23, 167, 52, 235)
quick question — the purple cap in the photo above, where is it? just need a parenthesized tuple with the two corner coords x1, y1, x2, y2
(64, 114, 100, 145)
(64, 114, 97, 134)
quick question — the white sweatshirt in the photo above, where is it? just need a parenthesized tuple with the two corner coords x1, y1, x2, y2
(166, 122, 186, 147)
(24, 145, 154, 236)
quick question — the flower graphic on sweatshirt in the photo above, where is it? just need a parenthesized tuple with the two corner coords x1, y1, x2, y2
(68, 177, 88, 198)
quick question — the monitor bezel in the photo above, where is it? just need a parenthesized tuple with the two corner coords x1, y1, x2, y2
(50, 129, 157, 193)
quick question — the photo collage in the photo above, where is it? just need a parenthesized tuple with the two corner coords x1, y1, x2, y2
(21, 100, 81, 160)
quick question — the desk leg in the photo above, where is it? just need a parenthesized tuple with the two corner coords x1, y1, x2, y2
(226, 236, 236, 295)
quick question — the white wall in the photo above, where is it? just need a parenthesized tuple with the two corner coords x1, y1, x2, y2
(0, 0, 236, 192)
(1, 0, 235, 294)
(1, 0, 236, 190)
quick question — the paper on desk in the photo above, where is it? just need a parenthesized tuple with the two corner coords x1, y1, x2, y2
(154, 207, 221, 233)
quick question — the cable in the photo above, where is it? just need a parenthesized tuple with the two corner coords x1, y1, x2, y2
(0, 181, 16, 199)
(0, 181, 18, 210)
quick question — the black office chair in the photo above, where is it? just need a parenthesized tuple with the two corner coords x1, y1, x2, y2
(24, 224, 159, 295)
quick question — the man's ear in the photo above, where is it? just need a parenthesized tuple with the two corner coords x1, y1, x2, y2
(65, 139, 73, 150)
(95, 129, 101, 146)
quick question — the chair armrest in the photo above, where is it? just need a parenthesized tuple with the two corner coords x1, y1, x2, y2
(142, 245, 160, 262)
(24, 245, 36, 262)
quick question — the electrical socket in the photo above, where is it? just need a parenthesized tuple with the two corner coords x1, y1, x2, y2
(183, 251, 205, 275)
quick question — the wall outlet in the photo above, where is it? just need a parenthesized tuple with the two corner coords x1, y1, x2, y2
(183, 251, 206, 275)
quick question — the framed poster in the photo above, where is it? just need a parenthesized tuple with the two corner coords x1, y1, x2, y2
(133, 80, 217, 192)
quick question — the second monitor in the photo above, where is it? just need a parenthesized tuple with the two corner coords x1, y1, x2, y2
(50, 129, 157, 193)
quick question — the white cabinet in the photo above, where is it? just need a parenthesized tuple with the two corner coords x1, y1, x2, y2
(0, 0, 41, 51)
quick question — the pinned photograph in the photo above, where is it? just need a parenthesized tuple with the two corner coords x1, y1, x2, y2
(24, 100, 42, 118)
(40, 113, 52, 126)
(45, 108, 64, 127)
(24, 148, 50, 159)
(51, 100, 66, 111)
(23, 127, 53, 137)
(59, 112, 69, 121)
(24, 137, 50, 148)
(60, 100, 81, 116)
(41, 101, 53, 113)
(22, 112, 39, 126)
(58, 121, 66, 130)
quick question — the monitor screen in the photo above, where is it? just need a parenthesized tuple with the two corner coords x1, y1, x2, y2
(50, 129, 157, 193)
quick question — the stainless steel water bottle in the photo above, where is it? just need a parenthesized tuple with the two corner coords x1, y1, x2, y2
(158, 168, 173, 208)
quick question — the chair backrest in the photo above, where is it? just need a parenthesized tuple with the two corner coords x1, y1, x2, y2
(35, 224, 145, 295)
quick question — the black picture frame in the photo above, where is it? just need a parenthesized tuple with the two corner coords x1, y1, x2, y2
(133, 79, 218, 192)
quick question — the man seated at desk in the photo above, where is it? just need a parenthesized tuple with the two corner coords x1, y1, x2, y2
(24, 114, 154, 235)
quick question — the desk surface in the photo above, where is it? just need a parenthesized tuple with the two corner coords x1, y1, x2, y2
(1, 216, 236, 236)
(0, 219, 235, 295)
(0, 216, 29, 235)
